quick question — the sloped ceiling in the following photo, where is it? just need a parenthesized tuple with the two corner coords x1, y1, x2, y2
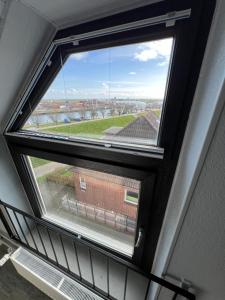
(20, 0, 162, 28)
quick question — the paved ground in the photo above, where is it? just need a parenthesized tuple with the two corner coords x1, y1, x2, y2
(33, 162, 65, 178)
(0, 244, 51, 300)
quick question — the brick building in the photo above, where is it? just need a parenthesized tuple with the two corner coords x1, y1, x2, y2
(73, 167, 139, 219)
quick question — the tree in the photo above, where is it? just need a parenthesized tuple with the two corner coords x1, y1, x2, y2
(90, 99, 98, 119)
(123, 104, 130, 114)
(109, 101, 117, 116)
(90, 108, 97, 119)
(51, 113, 60, 124)
(109, 107, 116, 116)
(117, 104, 124, 115)
(79, 108, 86, 120)
(99, 108, 107, 118)
(33, 114, 40, 128)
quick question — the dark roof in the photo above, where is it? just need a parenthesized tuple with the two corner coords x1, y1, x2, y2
(144, 111, 159, 131)
(115, 111, 159, 140)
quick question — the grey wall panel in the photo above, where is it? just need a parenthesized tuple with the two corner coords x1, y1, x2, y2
(0, 0, 55, 212)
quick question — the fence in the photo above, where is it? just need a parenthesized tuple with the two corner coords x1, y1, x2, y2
(60, 198, 136, 234)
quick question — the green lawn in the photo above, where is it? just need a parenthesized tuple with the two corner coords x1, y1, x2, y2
(30, 157, 50, 168)
(151, 109, 161, 117)
(43, 115, 135, 137)
(62, 170, 73, 177)
(126, 195, 138, 204)
(52, 168, 73, 177)
(37, 174, 47, 184)
(37, 168, 73, 184)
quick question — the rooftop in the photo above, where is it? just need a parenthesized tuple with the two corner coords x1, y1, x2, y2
(102, 111, 160, 145)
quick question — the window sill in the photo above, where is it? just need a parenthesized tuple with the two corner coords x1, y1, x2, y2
(43, 211, 134, 258)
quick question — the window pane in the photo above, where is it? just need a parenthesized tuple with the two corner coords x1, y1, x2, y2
(23, 38, 173, 148)
(125, 190, 139, 205)
(28, 156, 141, 256)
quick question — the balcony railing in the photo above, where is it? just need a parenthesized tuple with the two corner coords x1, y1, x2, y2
(0, 200, 195, 300)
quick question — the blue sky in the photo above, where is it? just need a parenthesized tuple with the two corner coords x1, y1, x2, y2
(43, 38, 173, 100)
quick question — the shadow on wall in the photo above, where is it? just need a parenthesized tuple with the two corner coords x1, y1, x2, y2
(0, 136, 30, 213)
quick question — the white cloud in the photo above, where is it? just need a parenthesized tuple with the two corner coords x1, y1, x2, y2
(99, 80, 143, 85)
(70, 52, 88, 60)
(134, 38, 173, 64)
(102, 82, 109, 89)
(84, 80, 167, 99)
(46, 88, 64, 95)
(157, 61, 168, 67)
(134, 49, 158, 62)
(82, 84, 165, 99)
(129, 71, 136, 75)
(66, 88, 78, 95)
(47, 88, 57, 94)
(44, 83, 166, 100)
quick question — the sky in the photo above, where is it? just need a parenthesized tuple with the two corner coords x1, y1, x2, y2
(43, 37, 173, 101)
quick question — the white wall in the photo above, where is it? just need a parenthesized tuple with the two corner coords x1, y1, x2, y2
(166, 98, 225, 299)
(0, 0, 55, 220)
(150, 0, 225, 299)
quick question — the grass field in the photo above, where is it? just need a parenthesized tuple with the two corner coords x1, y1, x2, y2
(24, 123, 64, 129)
(29, 116, 135, 169)
(37, 167, 73, 185)
(152, 109, 161, 117)
(30, 157, 50, 168)
(44, 115, 135, 137)
(27, 111, 159, 170)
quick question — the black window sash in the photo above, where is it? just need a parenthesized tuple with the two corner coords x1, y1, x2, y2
(4, 0, 216, 271)
(7, 140, 156, 266)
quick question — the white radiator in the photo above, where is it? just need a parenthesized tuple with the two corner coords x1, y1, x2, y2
(10, 247, 102, 300)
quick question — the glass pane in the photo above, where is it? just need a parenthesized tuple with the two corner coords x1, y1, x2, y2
(28, 156, 141, 256)
(23, 38, 173, 148)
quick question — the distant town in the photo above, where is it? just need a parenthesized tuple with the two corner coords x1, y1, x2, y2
(26, 99, 161, 124)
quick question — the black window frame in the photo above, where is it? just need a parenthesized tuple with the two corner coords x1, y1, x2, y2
(4, 0, 215, 271)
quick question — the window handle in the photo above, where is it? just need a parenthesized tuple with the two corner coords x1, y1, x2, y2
(135, 228, 144, 248)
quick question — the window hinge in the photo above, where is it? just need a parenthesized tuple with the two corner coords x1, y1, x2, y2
(72, 40, 79, 46)
(166, 12, 176, 27)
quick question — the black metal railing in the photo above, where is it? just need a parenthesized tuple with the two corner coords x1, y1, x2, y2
(0, 200, 195, 300)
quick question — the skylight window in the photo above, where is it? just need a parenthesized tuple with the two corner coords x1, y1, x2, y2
(5, 0, 213, 270)
(23, 38, 173, 147)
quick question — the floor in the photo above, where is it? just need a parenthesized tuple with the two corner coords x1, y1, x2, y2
(0, 243, 51, 300)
